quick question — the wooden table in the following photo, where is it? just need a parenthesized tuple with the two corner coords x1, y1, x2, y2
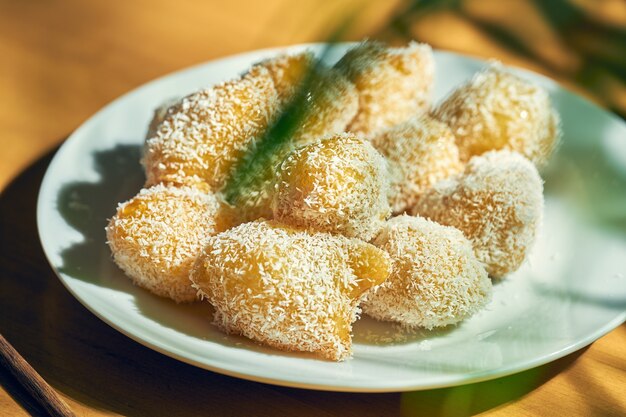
(1, 1, 625, 415)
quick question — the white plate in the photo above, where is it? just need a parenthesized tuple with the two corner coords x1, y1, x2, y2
(37, 44, 626, 392)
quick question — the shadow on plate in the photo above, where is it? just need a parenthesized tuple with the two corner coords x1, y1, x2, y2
(55, 143, 144, 289)
(353, 315, 457, 346)
(50, 142, 339, 358)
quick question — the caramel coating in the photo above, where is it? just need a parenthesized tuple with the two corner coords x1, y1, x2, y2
(372, 114, 463, 214)
(335, 41, 434, 136)
(273, 133, 391, 241)
(106, 185, 225, 303)
(363, 215, 491, 329)
(190, 220, 391, 361)
(412, 150, 544, 277)
(432, 62, 561, 166)
(142, 66, 279, 191)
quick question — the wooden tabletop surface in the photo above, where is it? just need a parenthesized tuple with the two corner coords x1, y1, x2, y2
(1, 1, 625, 416)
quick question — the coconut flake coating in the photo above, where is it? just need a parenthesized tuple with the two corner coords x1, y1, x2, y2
(335, 41, 434, 136)
(190, 220, 391, 361)
(256, 51, 315, 104)
(290, 67, 359, 145)
(412, 150, 544, 277)
(363, 215, 491, 329)
(226, 53, 360, 224)
(372, 114, 463, 214)
(143, 65, 279, 191)
(273, 133, 391, 241)
(432, 62, 561, 166)
(106, 185, 225, 303)
(145, 97, 180, 141)
(255, 51, 359, 145)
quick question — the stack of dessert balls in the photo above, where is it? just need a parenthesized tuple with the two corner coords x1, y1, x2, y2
(106, 41, 561, 361)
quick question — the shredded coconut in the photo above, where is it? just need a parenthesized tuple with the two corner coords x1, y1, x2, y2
(336, 41, 435, 136)
(363, 215, 492, 329)
(273, 133, 391, 241)
(372, 114, 463, 213)
(142, 66, 280, 191)
(254, 51, 359, 145)
(190, 220, 391, 361)
(432, 62, 561, 166)
(412, 150, 544, 277)
(106, 185, 223, 302)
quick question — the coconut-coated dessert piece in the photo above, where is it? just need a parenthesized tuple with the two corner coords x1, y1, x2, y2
(190, 220, 391, 360)
(412, 150, 544, 277)
(363, 215, 491, 328)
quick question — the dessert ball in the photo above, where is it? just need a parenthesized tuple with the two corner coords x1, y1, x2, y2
(256, 51, 315, 104)
(363, 215, 491, 329)
(432, 62, 561, 166)
(412, 150, 544, 277)
(190, 220, 391, 360)
(255, 51, 359, 145)
(335, 41, 434, 136)
(372, 114, 463, 214)
(106, 185, 225, 302)
(224, 53, 360, 223)
(143, 65, 279, 191)
(273, 133, 391, 241)
(145, 97, 179, 141)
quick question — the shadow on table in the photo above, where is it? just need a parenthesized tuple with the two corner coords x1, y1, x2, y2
(399, 352, 584, 417)
(0, 146, 622, 417)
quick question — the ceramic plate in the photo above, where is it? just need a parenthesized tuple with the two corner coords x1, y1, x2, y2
(37, 44, 626, 392)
